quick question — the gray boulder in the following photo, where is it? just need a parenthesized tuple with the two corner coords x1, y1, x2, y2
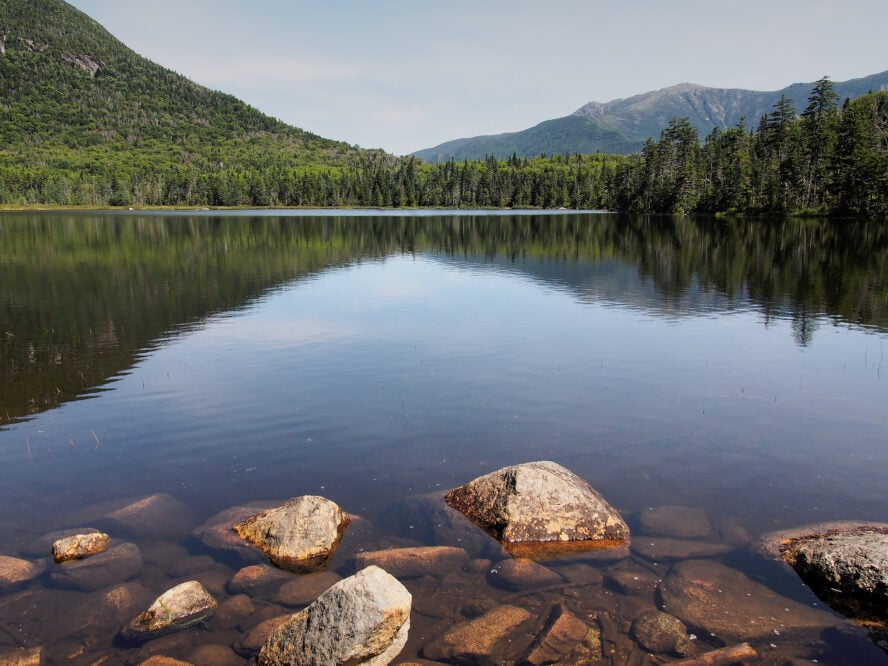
(258, 565, 411, 666)
(120, 580, 217, 643)
(445, 461, 629, 557)
(780, 526, 888, 621)
(233, 495, 350, 572)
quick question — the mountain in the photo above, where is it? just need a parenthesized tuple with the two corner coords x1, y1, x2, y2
(412, 71, 888, 163)
(0, 0, 380, 202)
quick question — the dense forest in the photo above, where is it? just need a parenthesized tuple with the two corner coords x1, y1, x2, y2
(0, 0, 886, 216)
(2, 85, 886, 218)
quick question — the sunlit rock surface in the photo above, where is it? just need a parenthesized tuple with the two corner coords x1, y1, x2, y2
(233, 495, 350, 573)
(121, 580, 218, 643)
(258, 565, 411, 666)
(52, 531, 110, 563)
(445, 461, 629, 558)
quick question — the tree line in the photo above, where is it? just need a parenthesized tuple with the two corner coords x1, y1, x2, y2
(1, 80, 885, 218)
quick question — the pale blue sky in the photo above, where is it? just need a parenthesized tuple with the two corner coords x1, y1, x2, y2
(68, 1, 887, 155)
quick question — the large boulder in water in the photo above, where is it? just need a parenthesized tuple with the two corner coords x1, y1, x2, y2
(120, 580, 217, 643)
(232, 495, 350, 573)
(445, 461, 629, 558)
(774, 524, 888, 622)
(257, 565, 411, 666)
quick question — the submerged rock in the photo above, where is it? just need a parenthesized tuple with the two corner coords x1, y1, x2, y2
(258, 565, 411, 666)
(423, 604, 533, 663)
(233, 495, 350, 573)
(52, 532, 111, 563)
(444, 461, 629, 558)
(0, 554, 46, 592)
(631, 610, 692, 656)
(523, 603, 590, 665)
(100, 493, 194, 541)
(50, 542, 142, 592)
(353, 546, 468, 579)
(120, 580, 218, 643)
(659, 559, 837, 643)
(191, 502, 278, 562)
(638, 504, 712, 539)
(0, 647, 44, 666)
(780, 526, 888, 622)
(631, 537, 729, 562)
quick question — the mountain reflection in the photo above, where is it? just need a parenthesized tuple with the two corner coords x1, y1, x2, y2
(2, 212, 886, 423)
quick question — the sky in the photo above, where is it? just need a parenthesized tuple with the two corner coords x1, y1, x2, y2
(66, 0, 887, 156)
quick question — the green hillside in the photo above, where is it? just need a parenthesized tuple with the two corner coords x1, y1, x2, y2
(0, 0, 385, 205)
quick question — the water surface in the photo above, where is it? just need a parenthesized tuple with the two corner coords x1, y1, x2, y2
(1, 211, 886, 663)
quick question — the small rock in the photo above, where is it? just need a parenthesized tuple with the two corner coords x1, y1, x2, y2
(0, 646, 43, 666)
(524, 604, 589, 665)
(258, 565, 411, 666)
(603, 565, 660, 596)
(138, 657, 194, 666)
(354, 546, 469, 579)
(233, 496, 350, 573)
(659, 559, 837, 643)
(631, 610, 692, 656)
(631, 537, 729, 562)
(445, 461, 629, 558)
(50, 542, 142, 592)
(213, 594, 256, 631)
(51, 532, 110, 563)
(552, 562, 604, 587)
(423, 605, 533, 663)
(186, 644, 242, 665)
(167, 555, 216, 578)
(22, 526, 102, 557)
(226, 564, 293, 597)
(638, 505, 711, 539)
(488, 558, 562, 591)
(100, 493, 194, 541)
(0, 554, 46, 592)
(234, 614, 290, 656)
(274, 571, 342, 607)
(120, 580, 218, 643)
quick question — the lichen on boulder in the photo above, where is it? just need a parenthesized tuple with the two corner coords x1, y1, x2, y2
(445, 461, 629, 558)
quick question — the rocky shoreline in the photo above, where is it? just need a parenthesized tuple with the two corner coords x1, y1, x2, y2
(1, 461, 886, 664)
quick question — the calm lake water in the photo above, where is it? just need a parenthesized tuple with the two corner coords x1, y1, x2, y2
(1, 211, 887, 664)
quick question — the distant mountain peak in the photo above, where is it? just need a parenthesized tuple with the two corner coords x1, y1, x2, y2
(414, 70, 888, 162)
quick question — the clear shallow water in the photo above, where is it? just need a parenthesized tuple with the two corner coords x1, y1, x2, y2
(1, 211, 887, 663)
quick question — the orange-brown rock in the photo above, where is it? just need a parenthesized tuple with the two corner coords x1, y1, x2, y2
(0, 555, 46, 592)
(51, 532, 110, 563)
(422, 605, 533, 663)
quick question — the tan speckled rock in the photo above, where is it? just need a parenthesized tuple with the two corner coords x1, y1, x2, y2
(233, 496, 350, 573)
(0, 646, 43, 666)
(52, 532, 110, 563)
(121, 580, 217, 643)
(445, 461, 628, 557)
(258, 566, 411, 666)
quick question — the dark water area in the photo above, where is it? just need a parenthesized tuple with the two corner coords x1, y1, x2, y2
(0, 210, 887, 664)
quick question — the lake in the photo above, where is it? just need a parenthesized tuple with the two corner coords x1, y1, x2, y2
(1, 210, 887, 664)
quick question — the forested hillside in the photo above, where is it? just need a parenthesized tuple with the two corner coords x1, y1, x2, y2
(0, 0, 386, 204)
(0, 1, 885, 217)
